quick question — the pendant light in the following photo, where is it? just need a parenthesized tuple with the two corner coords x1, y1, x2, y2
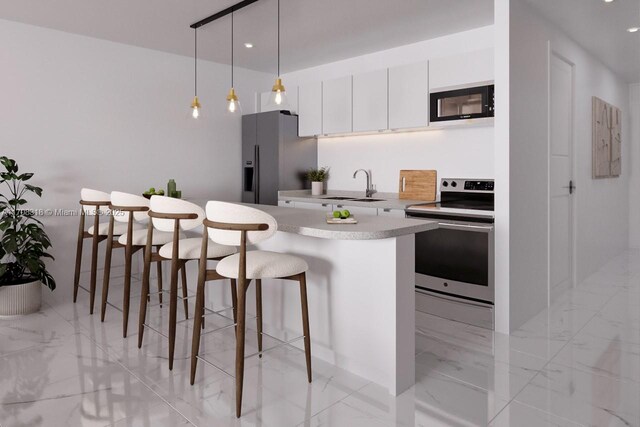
(226, 11, 241, 113)
(189, 28, 202, 119)
(268, 0, 288, 108)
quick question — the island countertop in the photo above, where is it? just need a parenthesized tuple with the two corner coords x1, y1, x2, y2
(247, 203, 438, 240)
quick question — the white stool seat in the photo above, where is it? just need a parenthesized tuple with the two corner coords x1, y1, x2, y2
(118, 229, 183, 246)
(217, 250, 308, 280)
(159, 238, 236, 260)
(88, 222, 142, 236)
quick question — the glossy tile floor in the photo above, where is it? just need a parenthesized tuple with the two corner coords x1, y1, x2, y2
(1, 251, 640, 426)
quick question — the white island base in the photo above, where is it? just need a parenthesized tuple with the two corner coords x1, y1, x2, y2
(254, 231, 416, 396)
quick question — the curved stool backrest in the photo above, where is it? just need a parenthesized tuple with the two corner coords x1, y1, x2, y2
(149, 196, 205, 231)
(110, 191, 150, 223)
(80, 188, 110, 214)
(205, 201, 277, 246)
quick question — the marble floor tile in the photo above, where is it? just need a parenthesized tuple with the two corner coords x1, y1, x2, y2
(552, 331, 640, 384)
(300, 401, 392, 427)
(489, 401, 583, 427)
(415, 334, 547, 400)
(514, 362, 640, 427)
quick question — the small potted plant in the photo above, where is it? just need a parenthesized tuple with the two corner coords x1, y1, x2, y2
(307, 167, 330, 196)
(0, 156, 55, 317)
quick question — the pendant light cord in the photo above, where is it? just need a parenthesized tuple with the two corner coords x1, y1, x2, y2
(231, 12, 233, 87)
(194, 28, 198, 96)
(277, 0, 280, 77)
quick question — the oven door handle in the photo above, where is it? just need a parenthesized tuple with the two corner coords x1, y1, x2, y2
(438, 222, 494, 232)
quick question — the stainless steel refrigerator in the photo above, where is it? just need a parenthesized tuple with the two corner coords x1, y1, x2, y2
(242, 111, 317, 206)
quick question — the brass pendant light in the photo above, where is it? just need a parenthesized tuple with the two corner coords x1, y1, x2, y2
(226, 11, 241, 113)
(190, 28, 202, 119)
(268, 0, 288, 108)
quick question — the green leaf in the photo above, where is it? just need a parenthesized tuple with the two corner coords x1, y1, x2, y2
(24, 184, 43, 196)
(17, 173, 33, 181)
(0, 264, 7, 278)
(8, 199, 27, 206)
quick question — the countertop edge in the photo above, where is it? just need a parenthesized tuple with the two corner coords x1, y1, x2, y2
(277, 222, 438, 240)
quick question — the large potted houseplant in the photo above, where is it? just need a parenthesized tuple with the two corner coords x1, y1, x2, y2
(0, 156, 55, 317)
(307, 167, 330, 196)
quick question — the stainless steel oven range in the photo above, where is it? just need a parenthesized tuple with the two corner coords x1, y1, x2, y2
(406, 178, 495, 328)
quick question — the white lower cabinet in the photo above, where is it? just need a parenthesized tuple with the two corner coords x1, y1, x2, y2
(378, 208, 406, 218)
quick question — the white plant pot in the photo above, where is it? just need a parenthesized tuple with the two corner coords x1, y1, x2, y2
(0, 279, 42, 318)
(311, 181, 324, 196)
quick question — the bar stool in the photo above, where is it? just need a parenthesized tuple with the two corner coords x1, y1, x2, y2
(73, 188, 135, 314)
(137, 196, 236, 370)
(100, 191, 181, 337)
(190, 201, 312, 418)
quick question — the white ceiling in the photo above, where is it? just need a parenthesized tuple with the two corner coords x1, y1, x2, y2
(526, 0, 640, 83)
(0, 0, 494, 74)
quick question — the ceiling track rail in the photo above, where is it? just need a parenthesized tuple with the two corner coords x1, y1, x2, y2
(190, 0, 261, 29)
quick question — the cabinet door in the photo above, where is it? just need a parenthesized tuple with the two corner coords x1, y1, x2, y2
(429, 49, 494, 92)
(322, 76, 352, 134)
(378, 208, 406, 218)
(389, 62, 428, 129)
(334, 204, 377, 216)
(298, 82, 322, 136)
(294, 202, 333, 211)
(353, 69, 388, 132)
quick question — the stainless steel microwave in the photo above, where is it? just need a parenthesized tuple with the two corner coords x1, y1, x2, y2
(430, 85, 494, 122)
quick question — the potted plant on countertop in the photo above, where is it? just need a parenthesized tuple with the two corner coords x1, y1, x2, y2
(0, 156, 55, 317)
(307, 167, 330, 196)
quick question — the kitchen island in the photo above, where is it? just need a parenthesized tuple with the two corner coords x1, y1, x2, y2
(239, 203, 438, 396)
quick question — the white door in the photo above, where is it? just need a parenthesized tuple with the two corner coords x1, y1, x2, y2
(298, 82, 322, 137)
(549, 52, 575, 301)
(389, 61, 428, 130)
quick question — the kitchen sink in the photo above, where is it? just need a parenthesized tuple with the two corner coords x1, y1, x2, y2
(351, 198, 386, 202)
(320, 196, 357, 200)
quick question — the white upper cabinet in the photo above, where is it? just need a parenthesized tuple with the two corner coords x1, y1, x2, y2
(388, 61, 428, 130)
(298, 81, 322, 137)
(352, 69, 388, 132)
(322, 76, 352, 134)
(429, 48, 494, 92)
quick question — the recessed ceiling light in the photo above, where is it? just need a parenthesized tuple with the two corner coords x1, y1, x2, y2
(244, 43, 254, 48)
(628, 27, 640, 33)
(603, 0, 614, 3)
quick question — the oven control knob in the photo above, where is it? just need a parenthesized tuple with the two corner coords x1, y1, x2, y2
(451, 181, 457, 188)
(442, 181, 449, 187)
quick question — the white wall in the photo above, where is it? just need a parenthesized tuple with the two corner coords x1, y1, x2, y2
(501, 0, 631, 331)
(281, 26, 495, 193)
(0, 19, 272, 302)
(629, 84, 640, 247)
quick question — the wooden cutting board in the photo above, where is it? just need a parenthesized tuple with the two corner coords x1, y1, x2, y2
(399, 170, 437, 201)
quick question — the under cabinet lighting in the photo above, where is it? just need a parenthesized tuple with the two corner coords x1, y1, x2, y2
(628, 27, 639, 33)
(244, 43, 254, 48)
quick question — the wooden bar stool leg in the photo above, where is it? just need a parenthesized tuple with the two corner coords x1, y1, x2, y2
(299, 273, 312, 383)
(89, 213, 101, 314)
(190, 261, 207, 385)
(230, 279, 238, 325)
(138, 221, 154, 348)
(168, 220, 181, 370)
(73, 212, 85, 303)
(256, 279, 263, 357)
(181, 262, 189, 319)
(156, 257, 163, 307)
(235, 277, 247, 418)
(122, 216, 136, 338)
(100, 216, 115, 322)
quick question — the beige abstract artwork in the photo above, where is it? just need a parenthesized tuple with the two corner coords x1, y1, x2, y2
(593, 96, 622, 178)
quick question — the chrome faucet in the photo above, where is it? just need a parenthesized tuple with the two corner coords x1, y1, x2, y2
(353, 169, 376, 198)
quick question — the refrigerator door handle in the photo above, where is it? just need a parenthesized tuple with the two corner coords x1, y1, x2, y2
(254, 145, 260, 204)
